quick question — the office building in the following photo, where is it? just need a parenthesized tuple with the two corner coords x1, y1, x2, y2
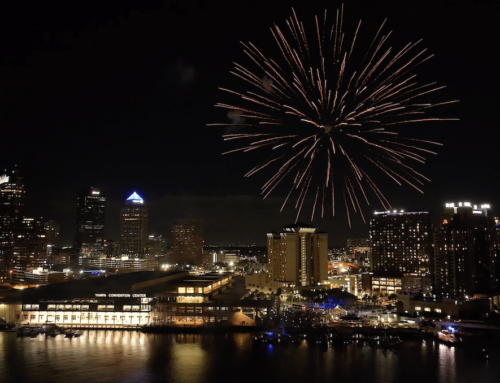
(434, 202, 500, 300)
(170, 219, 203, 265)
(369, 210, 433, 295)
(267, 222, 328, 287)
(119, 192, 148, 258)
(11, 217, 47, 285)
(146, 234, 167, 258)
(0, 167, 26, 282)
(75, 187, 106, 257)
(44, 220, 60, 258)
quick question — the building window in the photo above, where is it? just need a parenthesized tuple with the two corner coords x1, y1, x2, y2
(22, 304, 32, 310)
(31, 315, 36, 320)
(424, 307, 431, 312)
(55, 316, 60, 321)
(435, 308, 442, 313)
(123, 305, 131, 311)
(414, 307, 421, 311)
(64, 315, 69, 320)
(81, 305, 89, 311)
(72, 315, 77, 320)
(186, 287, 195, 294)
(178, 287, 186, 294)
(47, 304, 56, 310)
(97, 305, 106, 311)
(56, 305, 64, 310)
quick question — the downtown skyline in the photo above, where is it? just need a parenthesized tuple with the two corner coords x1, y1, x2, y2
(0, 0, 498, 245)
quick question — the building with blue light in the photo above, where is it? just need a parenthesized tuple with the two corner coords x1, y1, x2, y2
(119, 192, 148, 258)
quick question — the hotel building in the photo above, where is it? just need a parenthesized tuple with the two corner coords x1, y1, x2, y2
(267, 223, 328, 287)
(434, 202, 500, 300)
(369, 210, 433, 295)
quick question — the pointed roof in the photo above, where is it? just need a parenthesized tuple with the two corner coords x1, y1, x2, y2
(126, 192, 144, 204)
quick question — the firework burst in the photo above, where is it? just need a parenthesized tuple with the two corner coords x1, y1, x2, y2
(209, 6, 458, 226)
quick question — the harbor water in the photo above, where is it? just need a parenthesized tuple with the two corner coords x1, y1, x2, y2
(0, 331, 498, 383)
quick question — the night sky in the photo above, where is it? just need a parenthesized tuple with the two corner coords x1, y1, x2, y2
(0, 0, 498, 246)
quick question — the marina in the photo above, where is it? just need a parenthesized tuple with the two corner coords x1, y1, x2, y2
(1, 331, 497, 383)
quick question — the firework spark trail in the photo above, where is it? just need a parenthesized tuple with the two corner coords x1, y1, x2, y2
(212, 6, 457, 224)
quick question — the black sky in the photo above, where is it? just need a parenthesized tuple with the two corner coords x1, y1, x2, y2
(0, 0, 498, 246)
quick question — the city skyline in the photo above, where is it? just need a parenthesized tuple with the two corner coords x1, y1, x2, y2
(0, 0, 498, 246)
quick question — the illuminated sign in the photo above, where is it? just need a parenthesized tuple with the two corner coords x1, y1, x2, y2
(126, 192, 144, 204)
(94, 293, 146, 298)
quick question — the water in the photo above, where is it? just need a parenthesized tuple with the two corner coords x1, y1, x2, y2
(1, 331, 498, 383)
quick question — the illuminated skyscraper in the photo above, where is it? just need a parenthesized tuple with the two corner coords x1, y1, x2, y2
(434, 202, 499, 300)
(11, 217, 47, 285)
(75, 187, 106, 257)
(267, 223, 328, 287)
(0, 167, 26, 283)
(119, 192, 148, 258)
(369, 210, 433, 295)
(170, 219, 203, 265)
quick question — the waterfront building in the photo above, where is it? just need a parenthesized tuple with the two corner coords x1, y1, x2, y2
(267, 222, 328, 287)
(0, 167, 26, 283)
(170, 219, 203, 265)
(369, 210, 433, 295)
(74, 187, 106, 258)
(119, 192, 148, 258)
(434, 202, 500, 300)
(17, 271, 269, 327)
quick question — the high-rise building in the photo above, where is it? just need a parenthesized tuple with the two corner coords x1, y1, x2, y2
(0, 167, 26, 282)
(170, 219, 203, 265)
(119, 192, 148, 258)
(369, 210, 433, 295)
(146, 234, 167, 258)
(11, 217, 47, 285)
(434, 202, 499, 300)
(44, 220, 60, 258)
(75, 187, 106, 257)
(267, 223, 328, 287)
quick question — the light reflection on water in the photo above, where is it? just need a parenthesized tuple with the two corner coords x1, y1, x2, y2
(0, 332, 498, 383)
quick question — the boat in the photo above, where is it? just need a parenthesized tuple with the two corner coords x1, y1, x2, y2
(17, 326, 41, 337)
(379, 336, 402, 349)
(65, 329, 83, 338)
(252, 328, 289, 344)
(437, 330, 461, 346)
